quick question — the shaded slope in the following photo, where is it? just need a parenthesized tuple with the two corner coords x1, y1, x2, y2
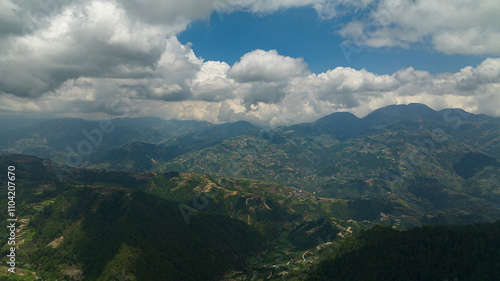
(305, 221, 500, 281)
(27, 187, 267, 281)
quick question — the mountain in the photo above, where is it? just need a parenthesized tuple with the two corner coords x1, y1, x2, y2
(301, 220, 500, 281)
(0, 103, 498, 280)
(87, 142, 184, 171)
(194, 120, 259, 139)
(289, 103, 443, 141)
(157, 104, 500, 227)
(0, 155, 381, 234)
(0, 154, 382, 280)
(0, 117, 213, 163)
(364, 103, 443, 125)
(3, 104, 497, 229)
(0, 155, 272, 280)
(290, 112, 363, 141)
(4, 104, 494, 229)
(0, 153, 495, 279)
(13, 187, 267, 280)
(2, 103, 498, 173)
(84, 120, 260, 171)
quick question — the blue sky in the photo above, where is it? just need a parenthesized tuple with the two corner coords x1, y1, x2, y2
(179, 7, 489, 75)
(1, 0, 499, 125)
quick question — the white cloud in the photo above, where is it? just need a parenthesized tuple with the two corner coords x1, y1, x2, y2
(224, 49, 311, 105)
(228, 49, 310, 83)
(339, 0, 500, 55)
(191, 61, 236, 101)
(313, 0, 374, 19)
(226, 0, 325, 13)
(2, 42, 500, 125)
(286, 67, 397, 108)
(0, 0, 24, 37)
(1, 0, 500, 126)
(0, 0, 168, 97)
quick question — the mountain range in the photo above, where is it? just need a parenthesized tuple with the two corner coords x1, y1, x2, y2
(0, 103, 499, 280)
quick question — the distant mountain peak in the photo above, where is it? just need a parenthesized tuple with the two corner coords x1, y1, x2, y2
(223, 120, 259, 132)
(318, 111, 360, 124)
(369, 103, 435, 114)
(230, 120, 256, 127)
(363, 103, 441, 125)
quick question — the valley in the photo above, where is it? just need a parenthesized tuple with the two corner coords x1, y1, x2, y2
(0, 104, 499, 280)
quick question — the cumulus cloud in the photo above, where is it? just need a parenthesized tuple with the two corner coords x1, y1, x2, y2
(339, 0, 500, 55)
(191, 61, 235, 101)
(3, 53, 499, 125)
(1, 0, 500, 126)
(313, 0, 374, 19)
(225, 49, 310, 105)
(0, 0, 24, 37)
(0, 0, 315, 99)
(0, 0, 169, 97)
(228, 49, 309, 83)
(289, 67, 397, 105)
(222, 0, 326, 13)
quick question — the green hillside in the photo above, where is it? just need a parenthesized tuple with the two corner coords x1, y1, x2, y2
(0, 156, 269, 280)
(25, 188, 265, 281)
(301, 220, 500, 281)
(0, 104, 499, 280)
(0, 155, 366, 280)
(157, 104, 500, 227)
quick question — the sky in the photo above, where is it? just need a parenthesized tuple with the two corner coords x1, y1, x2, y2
(1, 0, 500, 127)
